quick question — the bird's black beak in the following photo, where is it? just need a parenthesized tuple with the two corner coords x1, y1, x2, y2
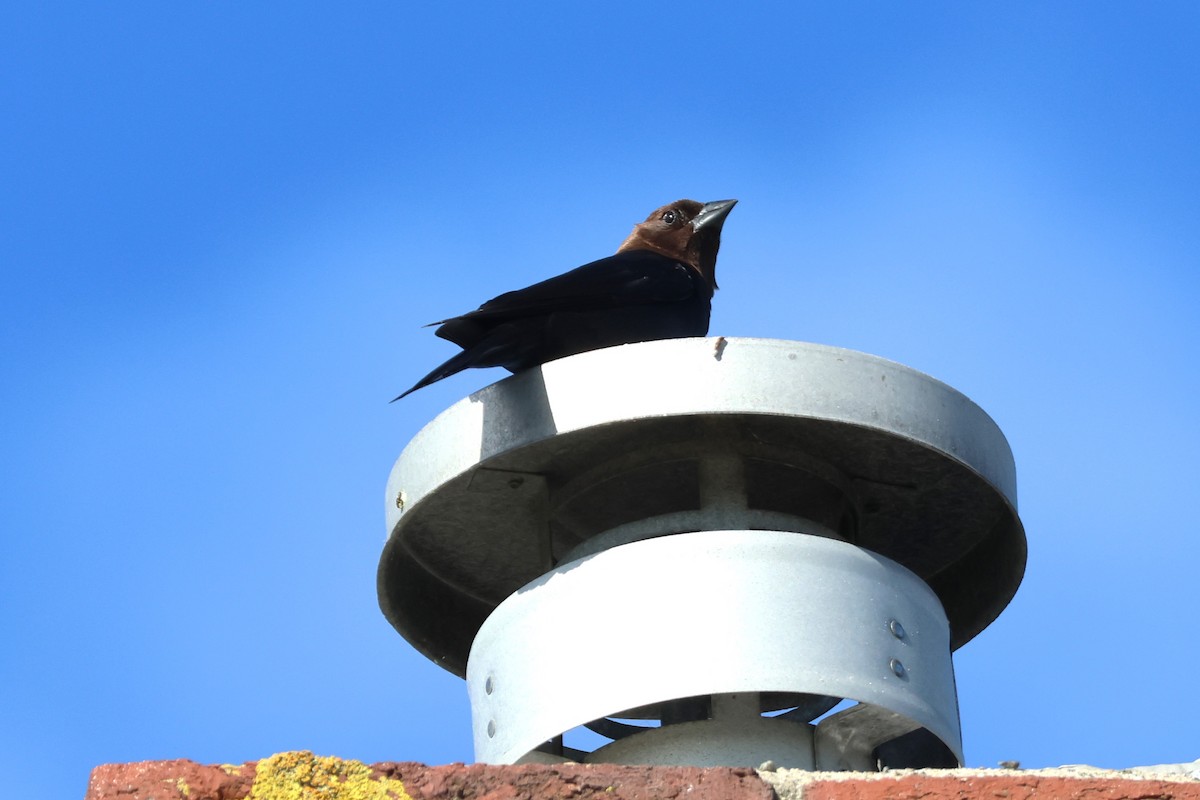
(692, 199, 737, 232)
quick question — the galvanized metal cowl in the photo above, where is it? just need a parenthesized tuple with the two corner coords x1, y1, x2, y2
(378, 338, 1026, 769)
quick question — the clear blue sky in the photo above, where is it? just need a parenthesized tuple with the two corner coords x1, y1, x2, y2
(3, 3, 1198, 797)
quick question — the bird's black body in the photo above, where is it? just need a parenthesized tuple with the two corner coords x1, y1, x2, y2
(442, 250, 711, 367)
(394, 198, 735, 400)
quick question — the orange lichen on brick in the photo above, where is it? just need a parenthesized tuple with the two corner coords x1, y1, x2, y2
(245, 751, 411, 800)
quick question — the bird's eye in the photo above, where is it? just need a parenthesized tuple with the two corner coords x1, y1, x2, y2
(662, 210, 679, 225)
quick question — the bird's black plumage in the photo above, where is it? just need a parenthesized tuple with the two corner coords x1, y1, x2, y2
(394, 198, 736, 400)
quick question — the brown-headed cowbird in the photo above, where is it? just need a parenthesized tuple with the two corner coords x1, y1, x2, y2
(393, 198, 737, 401)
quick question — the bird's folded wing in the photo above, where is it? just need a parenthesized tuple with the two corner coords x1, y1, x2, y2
(464, 250, 698, 321)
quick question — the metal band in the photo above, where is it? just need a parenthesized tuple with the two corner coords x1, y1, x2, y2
(466, 530, 963, 767)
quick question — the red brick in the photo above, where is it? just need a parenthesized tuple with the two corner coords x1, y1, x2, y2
(85, 758, 254, 800)
(84, 753, 773, 800)
(373, 761, 774, 800)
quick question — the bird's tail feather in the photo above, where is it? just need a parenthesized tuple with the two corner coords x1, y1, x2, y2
(390, 348, 479, 402)
(391, 322, 540, 401)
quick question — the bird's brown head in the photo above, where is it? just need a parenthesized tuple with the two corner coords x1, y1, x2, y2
(617, 198, 737, 291)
